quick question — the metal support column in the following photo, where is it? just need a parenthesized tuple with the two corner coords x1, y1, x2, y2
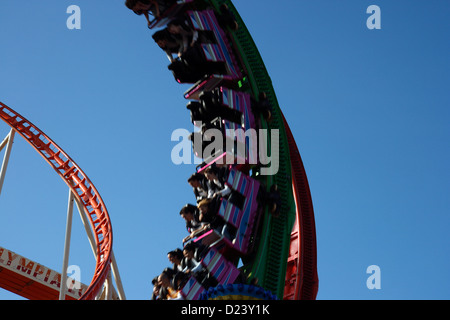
(59, 189, 75, 300)
(0, 129, 15, 197)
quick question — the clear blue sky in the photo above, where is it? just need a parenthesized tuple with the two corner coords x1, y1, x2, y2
(0, 0, 449, 300)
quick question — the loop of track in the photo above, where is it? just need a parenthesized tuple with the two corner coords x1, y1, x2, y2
(0, 102, 112, 300)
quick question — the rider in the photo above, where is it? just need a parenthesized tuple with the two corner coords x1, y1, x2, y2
(125, 0, 177, 26)
(152, 28, 181, 63)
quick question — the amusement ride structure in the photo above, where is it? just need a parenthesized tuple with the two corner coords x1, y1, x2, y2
(0, 0, 317, 300)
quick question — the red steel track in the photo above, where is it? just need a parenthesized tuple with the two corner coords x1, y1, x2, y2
(0, 101, 112, 300)
(282, 113, 319, 300)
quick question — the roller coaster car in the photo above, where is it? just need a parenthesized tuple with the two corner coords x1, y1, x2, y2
(188, 87, 255, 130)
(169, 9, 242, 86)
(188, 130, 258, 173)
(168, 45, 227, 84)
(186, 99, 242, 128)
(187, 87, 259, 169)
(193, 167, 262, 255)
(189, 86, 270, 125)
(186, 9, 241, 82)
(188, 128, 257, 174)
(180, 247, 241, 300)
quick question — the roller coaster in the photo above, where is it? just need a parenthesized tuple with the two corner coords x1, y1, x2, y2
(0, 0, 317, 300)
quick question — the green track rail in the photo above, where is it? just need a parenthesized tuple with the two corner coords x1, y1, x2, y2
(209, 0, 297, 298)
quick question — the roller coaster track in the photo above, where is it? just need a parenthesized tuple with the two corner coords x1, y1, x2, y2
(282, 112, 318, 300)
(207, 0, 317, 299)
(0, 102, 112, 300)
(206, 0, 308, 298)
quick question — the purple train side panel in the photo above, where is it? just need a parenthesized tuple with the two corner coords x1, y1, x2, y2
(180, 247, 241, 299)
(187, 10, 242, 80)
(193, 168, 262, 255)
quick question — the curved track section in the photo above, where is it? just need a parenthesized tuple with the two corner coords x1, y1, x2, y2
(141, 0, 318, 299)
(0, 102, 112, 300)
(282, 113, 318, 300)
(209, 0, 298, 298)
